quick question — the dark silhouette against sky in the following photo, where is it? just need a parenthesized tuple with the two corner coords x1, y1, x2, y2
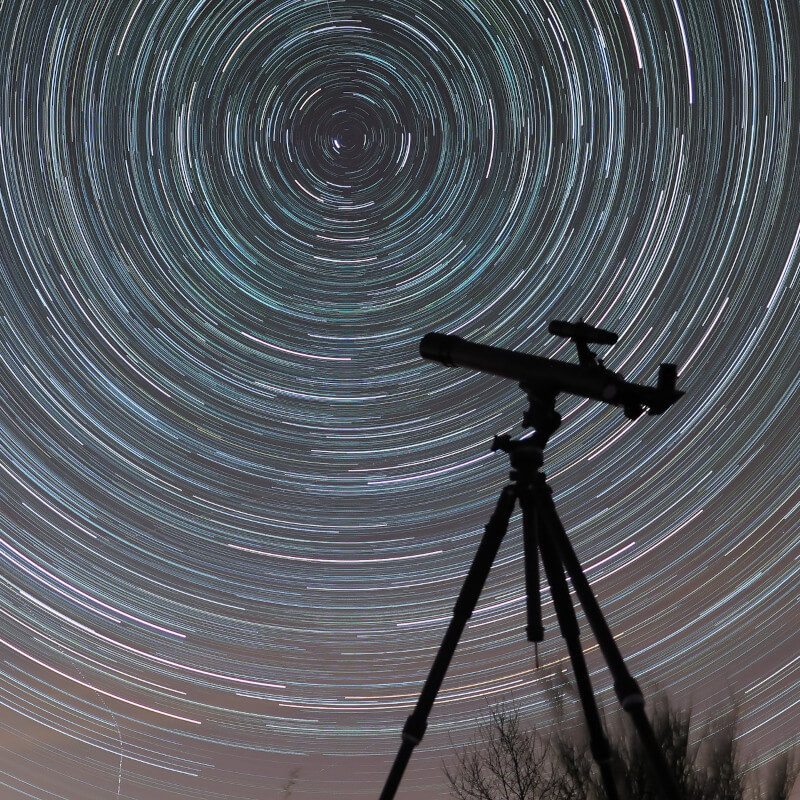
(0, 0, 798, 798)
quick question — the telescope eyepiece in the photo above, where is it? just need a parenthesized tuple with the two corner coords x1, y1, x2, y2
(657, 363, 678, 395)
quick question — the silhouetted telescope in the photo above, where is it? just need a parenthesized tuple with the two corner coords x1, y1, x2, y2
(420, 320, 683, 419)
(380, 320, 686, 800)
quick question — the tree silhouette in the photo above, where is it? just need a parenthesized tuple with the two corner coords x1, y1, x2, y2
(444, 698, 797, 800)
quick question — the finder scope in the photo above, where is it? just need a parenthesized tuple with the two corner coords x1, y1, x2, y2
(548, 319, 618, 345)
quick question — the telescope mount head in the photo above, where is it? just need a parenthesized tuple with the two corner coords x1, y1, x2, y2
(489, 386, 562, 463)
(520, 386, 562, 448)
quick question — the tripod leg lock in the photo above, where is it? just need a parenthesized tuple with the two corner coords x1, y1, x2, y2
(526, 621, 544, 642)
(401, 713, 427, 746)
(590, 735, 613, 764)
(614, 677, 645, 710)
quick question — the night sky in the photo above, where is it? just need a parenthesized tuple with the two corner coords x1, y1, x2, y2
(0, 0, 798, 798)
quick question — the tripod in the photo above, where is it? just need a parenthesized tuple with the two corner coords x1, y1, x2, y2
(379, 391, 681, 800)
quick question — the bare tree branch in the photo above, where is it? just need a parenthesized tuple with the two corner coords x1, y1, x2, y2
(443, 695, 797, 800)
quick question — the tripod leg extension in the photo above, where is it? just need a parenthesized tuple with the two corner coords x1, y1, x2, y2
(520, 502, 544, 664)
(379, 486, 517, 800)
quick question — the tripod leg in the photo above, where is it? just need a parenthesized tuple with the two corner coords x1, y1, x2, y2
(520, 501, 543, 665)
(532, 474, 682, 800)
(525, 496, 619, 800)
(379, 486, 517, 800)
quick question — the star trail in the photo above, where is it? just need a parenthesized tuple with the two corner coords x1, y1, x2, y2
(0, 0, 798, 798)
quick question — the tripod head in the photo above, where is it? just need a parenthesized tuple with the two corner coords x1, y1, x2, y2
(420, 320, 683, 422)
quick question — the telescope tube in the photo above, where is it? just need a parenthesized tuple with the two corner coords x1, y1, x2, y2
(420, 333, 681, 414)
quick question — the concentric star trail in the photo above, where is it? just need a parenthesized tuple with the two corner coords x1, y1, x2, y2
(0, 0, 798, 798)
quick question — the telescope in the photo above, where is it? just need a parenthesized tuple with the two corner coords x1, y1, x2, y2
(420, 320, 682, 419)
(379, 320, 686, 800)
